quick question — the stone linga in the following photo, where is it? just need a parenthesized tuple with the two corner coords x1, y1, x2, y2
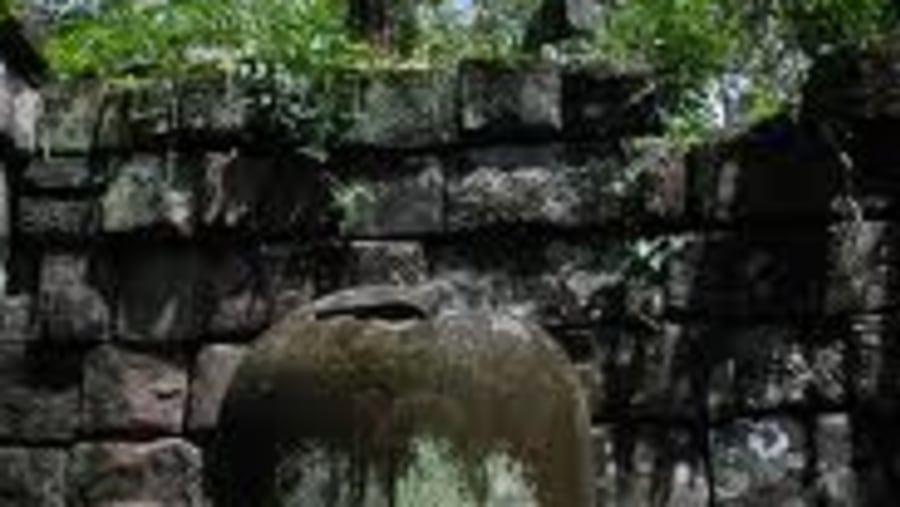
(210, 286, 595, 507)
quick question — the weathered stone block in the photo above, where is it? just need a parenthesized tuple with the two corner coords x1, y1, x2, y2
(460, 61, 561, 140)
(188, 344, 247, 431)
(827, 221, 898, 314)
(593, 424, 709, 506)
(102, 154, 194, 235)
(815, 414, 856, 506)
(593, 324, 695, 419)
(114, 248, 203, 342)
(257, 243, 315, 321)
(179, 77, 249, 135)
(431, 239, 659, 326)
(23, 157, 97, 191)
(711, 418, 810, 506)
(667, 230, 829, 318)
(0, 343, 80, 441)
(69, 439, 203, 507)
(562, 68, 661, 140)
(345, 241, 427, 286)
(448, 145, 622, 228)
(342, 70, 456, 148)
(686, 118, 838, 221)
(699, 324, 846, 416)
(36, 82, 124, 154)
(849, 315, 900, 404)
(0, 63, 40, 151)
(0, 448, 67, 507)
(18, 197, 96, 237)
(0, 296, 33, 342)
(202, 250, 272, 338)
(199, 151, 322, 234)
(38, 254, 110, 342)
(82, 345, 188, 434)
(335, 154, 445, 237)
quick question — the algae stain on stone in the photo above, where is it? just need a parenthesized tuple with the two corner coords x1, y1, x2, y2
(275, 437, 539, 507)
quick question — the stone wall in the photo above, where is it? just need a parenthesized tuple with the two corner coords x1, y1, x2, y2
(0, 45, 899, 506)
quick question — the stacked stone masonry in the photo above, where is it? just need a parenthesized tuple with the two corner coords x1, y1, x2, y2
(3, 41, 900, 506)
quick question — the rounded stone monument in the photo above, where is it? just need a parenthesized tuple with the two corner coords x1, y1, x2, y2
(211, 286, 594, 507)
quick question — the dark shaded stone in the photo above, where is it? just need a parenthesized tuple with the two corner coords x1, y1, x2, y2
(815, 414, 856, 506)
(342, 70, 456, 148)
(667, 230, 829, 318)
(0, 448, 66, 507)
(188, 344, 247, 431)
(460, 61, 561, 140)
(711, 417, 810, 506)
(333, 153, 445, 237)
(257, 243, 315, 321)
(592, 324, 695, 419)
(114, 247, 204, 342)
(562, 68, 661, 140)
(38, 254, 110, 342)
(22, 157, 96, 190)
(68, 439, 203, 507)
(0, 296, 33, 342)
(101, 154, 194, 235)
(593, 424, 709, 506)
(0, 343, 80, 442)
(201, 249, 272, 338)
(18, 197, 96, 237)
(827, 221, 898, 315)
(346, 241, 427, 286)
(198, 151, 323, 234)
(698, 324, 846, 416)
(82, 345, 188, 435)
(686, 116, 839, 221)
(848, 315, 900, 404)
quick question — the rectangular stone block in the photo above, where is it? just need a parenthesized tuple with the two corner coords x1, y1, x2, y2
(686, 118, 837, 222)
(698, 324, 846, 416)
(36, 82, 124, 155)
(593, 424, 709, 506)
(178, 77, 249, 136)
(18, 197, 96, 237)
(82, 345, 188, 435)
(198, 151, 323, 235)
(0, 62, 40, 151)
(38, 254, 110, 342)
(0, 343, 80, 441)
(101, 154, 194, 235)
(667, 230, 829, 318)
(342, 70, 456, 148)
(562, 69, 661, 140)
(22, 157, 97, 191)
(815, 414, 856, 506)
(0, 295, 33, 342)
(69, 439, 203, 507)
(431, 238, 663, 326)
(0, 447, 67, 507)
(848, 315, 900, 404)
(188, 344, 247, 431)
(585, 324, 696, 419)
(334, 153, 445, 237)
(827, 221, 898, 315)
(345, 241, 428, 287)
(113, 247, 204, 342)
(460, 61, 561, 140)
(710, 417, 810, 506)
(202, 250, 272, 338)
